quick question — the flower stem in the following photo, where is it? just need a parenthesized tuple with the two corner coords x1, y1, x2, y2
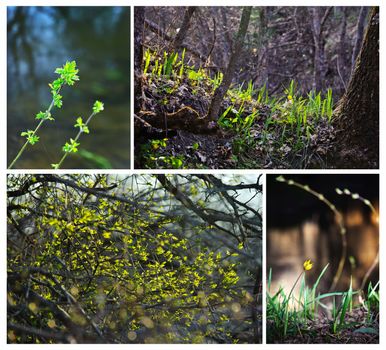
(55, 111, 96, 169)
(287, 271, 304, 306)
(8, 89, 59, 169)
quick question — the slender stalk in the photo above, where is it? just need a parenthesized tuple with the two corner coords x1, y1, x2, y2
(287, 271, 304, 304)
(283, 271, 304, 336)
(55, 111, 96, 169)
(276, 176, 347, 291)
(8, 95, 58, 169)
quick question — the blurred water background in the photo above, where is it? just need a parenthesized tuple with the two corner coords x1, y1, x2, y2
(7, 7, 130, 169)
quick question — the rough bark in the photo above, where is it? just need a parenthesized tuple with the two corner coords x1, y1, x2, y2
(332, 7, 379, 168)
(207, 7, 252, 121)
(134, 7, 145, 114)
(172, 6, 197, 50)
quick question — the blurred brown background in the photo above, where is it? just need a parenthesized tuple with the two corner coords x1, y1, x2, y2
(267, 174, 378, 295)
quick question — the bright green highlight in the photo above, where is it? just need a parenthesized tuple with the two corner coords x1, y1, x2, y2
(9, 61, 81, 169)
(20, 130, 40, 145)
(62, 138, 80, 153)
(93, 100, 104, 114)
(54, 60, 79, 86)
(52, 100, 104, 169)
(74, 117, 90, 134)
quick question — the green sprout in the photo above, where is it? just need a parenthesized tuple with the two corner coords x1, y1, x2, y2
(20, 131, 40, 145)
(52, 100, 104, 169)
(62, 139, 81, 153)
(9, 61, 80, 169)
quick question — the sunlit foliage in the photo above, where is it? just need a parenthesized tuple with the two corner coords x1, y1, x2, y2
(7, 174, 262, 343)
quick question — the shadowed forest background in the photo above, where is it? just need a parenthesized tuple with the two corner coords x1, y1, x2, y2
(135, 6, 378, 169)
(7, 174, 262, 344)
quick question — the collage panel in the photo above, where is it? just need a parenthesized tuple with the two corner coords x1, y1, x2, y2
(7, 174, 262, 344)
(3, 2, 382, 348)
(266, 174, 379, 344)
(7, 6, 130, 169)
(134, 6, 378, 170)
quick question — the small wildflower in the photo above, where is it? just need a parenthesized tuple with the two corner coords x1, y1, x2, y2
(303, 259, 313, 271)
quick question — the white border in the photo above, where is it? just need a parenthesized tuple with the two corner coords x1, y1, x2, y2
(2, 1, 384, 349)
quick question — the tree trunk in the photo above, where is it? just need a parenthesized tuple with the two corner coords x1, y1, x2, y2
(172, 7, 197, 50)
(309, 7, 332, 92)
(134, 7, 145, 114)
(208, 7, 252, 121)
(337, 7, 348, 93)
(351, 7, 369, 73)
(332, 7, 379, 168)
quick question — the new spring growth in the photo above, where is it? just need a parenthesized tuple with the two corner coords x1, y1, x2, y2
(8, 61, 80, 169)
(285, 259, 314, 317)
(335, 187, 377, 219)
(51, 100, 104, 169)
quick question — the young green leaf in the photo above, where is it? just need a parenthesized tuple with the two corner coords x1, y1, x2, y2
(74, 117, 89, 133)
(21, 130, 40, 145)
(55, 61, 79, 86)
(62, 138, 80, 153)
(52, 92, 63, 108)
(93, 100, 104, 114)
(49, 78, 64, 92)
(35, 111, 53, 121)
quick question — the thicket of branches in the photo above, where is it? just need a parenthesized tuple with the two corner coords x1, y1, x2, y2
(7, 174, 262, 344)
(142, 6, 367, 99)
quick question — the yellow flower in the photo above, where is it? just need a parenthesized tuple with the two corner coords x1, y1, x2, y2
(303, 259, 313, 271)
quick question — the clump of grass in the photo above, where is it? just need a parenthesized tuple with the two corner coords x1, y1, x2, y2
(217, 80, 335, 167)
(140, 48, 337, 168)
(143, 48, 225, 94)
(141, 138, 185, 169)
(268, 176, 379, 343)
(267, 262, 378, 342)
(267, 260, 330, 339)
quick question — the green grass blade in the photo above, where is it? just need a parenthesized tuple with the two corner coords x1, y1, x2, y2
(339, 277, 353, 329)
(268, 267, 272, 292)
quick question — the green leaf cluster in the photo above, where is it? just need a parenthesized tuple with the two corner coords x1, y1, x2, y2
(74, 117, 90, 134)
(92, 100, 104, 114)
(20, 130, 39, 145)
(35, 111, 54, 121)
(54, 60, 80, 86)
(62, 138, 80, 153)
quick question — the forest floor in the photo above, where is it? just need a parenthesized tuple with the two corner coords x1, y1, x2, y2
(135, 51, 336, 169)
(267, 307, 379, 344)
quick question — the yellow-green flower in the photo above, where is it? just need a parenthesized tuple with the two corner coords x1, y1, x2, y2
(303, 259, 313, 271)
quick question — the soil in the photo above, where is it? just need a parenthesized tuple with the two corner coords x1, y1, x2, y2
(267, 307, 379, 344)
(135, 71, 336, 169)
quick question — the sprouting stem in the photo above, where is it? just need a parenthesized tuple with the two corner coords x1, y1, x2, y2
(8, 93, 59, 169)
(54, 111, 96, 169)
